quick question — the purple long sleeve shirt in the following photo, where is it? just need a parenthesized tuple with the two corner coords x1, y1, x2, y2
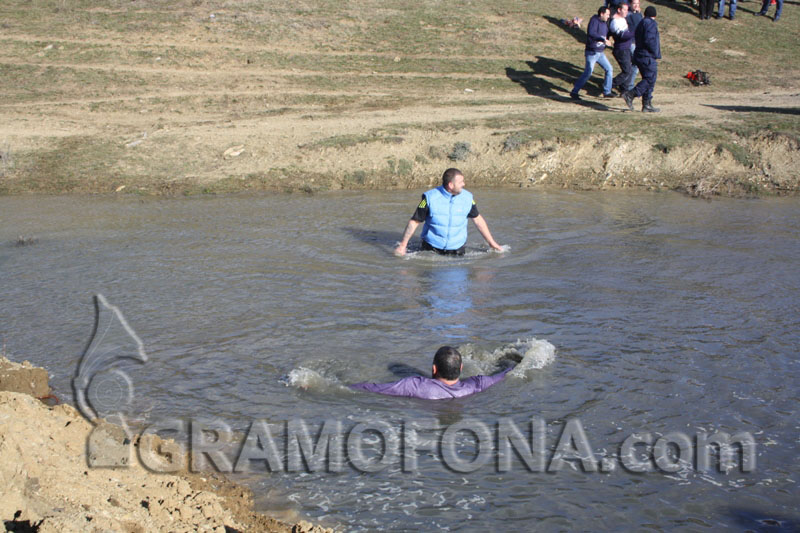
(350, 368, 512, 400)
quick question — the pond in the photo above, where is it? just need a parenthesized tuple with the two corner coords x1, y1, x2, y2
(1, 189, 798, 531)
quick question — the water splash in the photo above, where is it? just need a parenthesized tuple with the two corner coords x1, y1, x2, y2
(284, 338, 554, 394)
(459, 337, 556, 378)
(283, 366, 353, 394)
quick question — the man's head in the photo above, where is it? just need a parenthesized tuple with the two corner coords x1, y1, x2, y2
(615, 2, 629, 17)
(432, 346, 463, 381)
(644, 5, 656, 18)
(442, 168, 465, 195)
(598, 6, 611, 21)
(631, 0, 641, 13)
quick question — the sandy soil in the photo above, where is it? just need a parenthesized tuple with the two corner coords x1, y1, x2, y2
(0, 356, 331, 533)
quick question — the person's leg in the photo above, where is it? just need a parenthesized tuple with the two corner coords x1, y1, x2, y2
(597, 53, 614, 95)
(639, 60, 658, 111)
(757, 0, 769, 15)
(630, 59, 654, 96)
(626, 45, 639, 91)
(717, 0, 726, 17)
(613, 49, 632, 89)
(774, 0, 782, 19)
(612, 49, 625, 88)
(644, 64, 657, 101)
(572, 52, 598, 96)
(730, 0, 737, 18)
(627, 63, 639, 91)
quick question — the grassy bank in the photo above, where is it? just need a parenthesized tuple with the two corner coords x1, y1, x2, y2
(1, 0, 798, 197)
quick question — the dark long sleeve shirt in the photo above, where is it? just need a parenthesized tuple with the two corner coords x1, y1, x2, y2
(633, 17, 661, 60)
(585, 14, 609, 53)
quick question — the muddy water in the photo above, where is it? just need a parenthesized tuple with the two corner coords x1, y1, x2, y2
(1, 190, 798, 531)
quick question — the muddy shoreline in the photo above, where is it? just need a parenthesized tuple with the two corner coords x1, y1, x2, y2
(0, 355, 331, 533)
(3, 131, 799, 199)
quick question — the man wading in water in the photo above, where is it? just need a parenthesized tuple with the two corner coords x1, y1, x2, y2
(394, 168, 504, 256)
(350, 346, 513, 400)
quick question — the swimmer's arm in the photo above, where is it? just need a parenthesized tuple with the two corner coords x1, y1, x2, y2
(473, 367, 514, 392)
(395, 219, 421, 256)
(350, 377, 419, 397)
(472, 215, 504, 252)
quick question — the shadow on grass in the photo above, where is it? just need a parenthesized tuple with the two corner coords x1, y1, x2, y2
(648, 0, 697, 16)
(505, 57, 616, 111)
(702, 104, 800, 115)
(542, 15, 586, 44)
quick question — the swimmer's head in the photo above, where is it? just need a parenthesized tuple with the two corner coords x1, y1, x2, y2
(432, 346, 462, 381)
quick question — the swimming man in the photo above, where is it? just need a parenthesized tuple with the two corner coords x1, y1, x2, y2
(350, 346, 513, 400)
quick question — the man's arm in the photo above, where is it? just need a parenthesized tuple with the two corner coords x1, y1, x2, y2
(350, 377, 420, 397)
(464, 367, 514, 393)
(471, 214, 504, 252)
(394, 219, 421, 256)
(645, 21, 661, 59)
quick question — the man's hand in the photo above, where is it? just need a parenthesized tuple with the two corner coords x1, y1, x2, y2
(472, 215, 505, 253)
(395, 219, 420, 257)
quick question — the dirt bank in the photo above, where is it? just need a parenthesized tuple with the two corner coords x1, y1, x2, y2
(0, 356, 331, 533)
(2, 0, 798, 198)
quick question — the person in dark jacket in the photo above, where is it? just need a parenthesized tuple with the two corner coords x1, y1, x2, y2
(626, 0, 644, 31)
(610, 2, 635, 93)
(622, 6, 661, 113)
(570, 6, 614, 101)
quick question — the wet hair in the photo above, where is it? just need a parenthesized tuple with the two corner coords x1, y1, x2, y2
(598, 6, 610, 16)
(441, 168, 463, 188)
(433, 346, 462, 380)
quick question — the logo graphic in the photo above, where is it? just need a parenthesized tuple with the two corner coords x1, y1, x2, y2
(73, 294, 148, 423)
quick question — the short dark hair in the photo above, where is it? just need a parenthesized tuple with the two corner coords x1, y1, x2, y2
(433, 346, 462, 380)
(598, 6, 610, 16)
(442, 168, 463, 188)
(644, 5, 657, 17)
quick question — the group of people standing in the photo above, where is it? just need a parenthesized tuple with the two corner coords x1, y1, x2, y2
(570, 0, 662, 113)
(703, 0, 783, 21)
(569, 0, 785, 111)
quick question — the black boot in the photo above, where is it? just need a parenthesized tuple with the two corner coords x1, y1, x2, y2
(622, 90, 635, 111)
(642, 98, 660, 113)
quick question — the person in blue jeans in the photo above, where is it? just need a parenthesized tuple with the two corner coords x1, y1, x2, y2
(754, 0, 782, 21)
(717, 0, 737, 19)
(571, 6, 614, 101)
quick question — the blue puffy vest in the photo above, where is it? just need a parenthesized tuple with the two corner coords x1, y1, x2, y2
(420, 186, 474, 250)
